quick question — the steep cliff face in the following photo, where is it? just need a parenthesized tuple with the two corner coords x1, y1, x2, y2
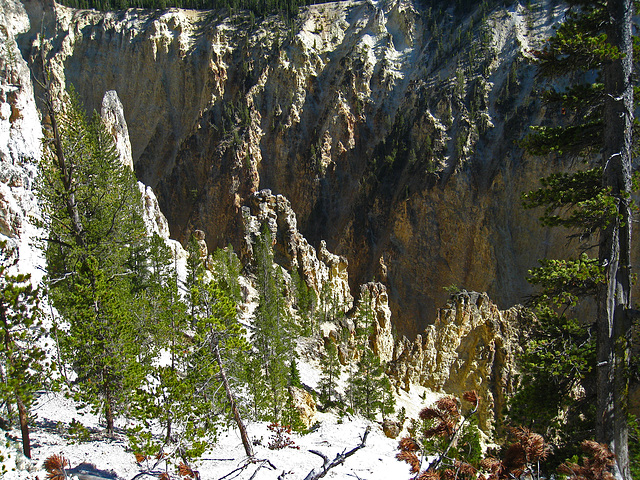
(11, 0, 581, 337)
(0, 0, 44, 276)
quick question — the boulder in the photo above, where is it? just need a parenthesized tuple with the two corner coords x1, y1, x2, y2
(288, 386, 317, 429)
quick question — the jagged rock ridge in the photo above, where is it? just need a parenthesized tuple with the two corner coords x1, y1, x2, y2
(242, 188, 526, 431)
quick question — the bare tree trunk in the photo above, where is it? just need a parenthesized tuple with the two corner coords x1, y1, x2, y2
(38, 66, 85, 248)
(105, 387, 115, 436)
(214, 344, 254, 459)
(16, 394, 30, 459)
(598, 0, 633, 478)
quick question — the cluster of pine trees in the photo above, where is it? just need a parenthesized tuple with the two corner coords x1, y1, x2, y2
(58, 0, 314, 19)
(0, 84, 397, 468)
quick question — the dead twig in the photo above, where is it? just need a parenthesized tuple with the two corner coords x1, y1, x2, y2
(217, 457, 276, 480)
(303, 426, 371, 480)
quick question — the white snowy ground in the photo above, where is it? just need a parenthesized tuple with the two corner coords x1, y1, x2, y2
(1, 342, 439, 480)
(1, 390, 432, 480)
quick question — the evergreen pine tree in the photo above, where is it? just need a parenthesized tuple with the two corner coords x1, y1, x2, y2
(518, 0, 636, 475)
(38, 86, 148, 435)
(348, 288, 394, 420)
(127, 234, 192, 456)
(0, 240, 47, 458)
(291, 268, 316, 336)
(318, 340, 341, 409)
(184, 236, 253, 458)
(251, 224, 296, 424)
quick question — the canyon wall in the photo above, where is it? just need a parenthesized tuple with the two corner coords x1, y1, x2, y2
(11, 0, 585, 337)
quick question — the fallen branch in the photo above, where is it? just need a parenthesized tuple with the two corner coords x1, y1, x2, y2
(217, 457, 277, 480)
(303, 426, 371, 480)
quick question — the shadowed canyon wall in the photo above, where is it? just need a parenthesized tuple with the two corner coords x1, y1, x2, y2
(15, 0, 605, 337)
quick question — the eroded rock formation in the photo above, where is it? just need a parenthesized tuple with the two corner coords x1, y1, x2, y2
(240, 187, 524, 431)
(389, 290, 529, 431)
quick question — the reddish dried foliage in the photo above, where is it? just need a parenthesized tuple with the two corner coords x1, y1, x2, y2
(267, 423, 299, 450)
(479, 457, 502, 474)
(419, 396, 460, 439)
(134, 453, 147, 464)
(442, 468, 456, 480)
(511, 427, 549, 463)
(558, 441, 616, 480)
(435, 397, 460, 417)
(454, 460, 478, 477)
(419, 406, 440, 421)
(462, 391, 479, 404)
(158, 473, 170, 480)
(44, 454, 70, 480)
(417, 470, 441, 480)
(178, 463, 194, 478)
(396, 450, 421, 473)
(398, 436, 420, 452)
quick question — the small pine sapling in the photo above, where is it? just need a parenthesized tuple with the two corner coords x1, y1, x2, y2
(0, 240, 47, 458)
(318, 340, 341, 409)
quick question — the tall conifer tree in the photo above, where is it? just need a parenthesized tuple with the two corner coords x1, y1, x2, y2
(520, 0, 635, 476)
(0, 241, 46, 458)
(38, 87, 148, 435)
(251, 224, 296, 424)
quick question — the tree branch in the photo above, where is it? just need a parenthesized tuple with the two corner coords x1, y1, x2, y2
(303, 426, 370, 480)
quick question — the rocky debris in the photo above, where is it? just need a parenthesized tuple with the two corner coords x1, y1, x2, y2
(381, 419, 401, 439)
(389, 290, 529, 432)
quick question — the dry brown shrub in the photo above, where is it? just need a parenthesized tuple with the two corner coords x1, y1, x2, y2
(435, 397, 460, 417)
(462, 391, 479, 404)
(442, 468, 456, 480)
(398, 436, 420, 452)
(558, 441, 616, 480)
(44, 454, 70, 480)
(419, 406, 440, 421)
(479, 457, 501, 474)
(455, 460, 477, 477)
(396, 450, 421, 473)
(178, 463, 194, 478)
(511, 427, 549, 462)
(417, 470, 441, 480)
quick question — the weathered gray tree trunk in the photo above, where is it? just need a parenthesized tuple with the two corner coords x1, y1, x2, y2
(16, 394, 31, 459)
(43, 92, 85, 248)
(214, 344, 254, 459)
(598, 0, 633, 478)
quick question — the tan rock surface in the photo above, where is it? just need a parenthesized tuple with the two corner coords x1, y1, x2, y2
(389, 291, 529, 432)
